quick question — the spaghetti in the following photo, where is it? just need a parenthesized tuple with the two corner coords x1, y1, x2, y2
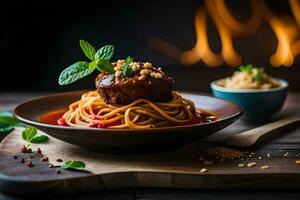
(61, 91, 198, 129)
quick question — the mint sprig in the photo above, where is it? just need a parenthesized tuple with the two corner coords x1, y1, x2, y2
(61, 160, 86, 170)
(239, 64, 265, 82)
(0, 112, 24, 135)
(22, 126, 48, 146)
(122, 56, 134, 77)
(58, 40, 115, 85)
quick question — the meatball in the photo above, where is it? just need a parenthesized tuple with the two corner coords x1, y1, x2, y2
(95, 62, 174, 104)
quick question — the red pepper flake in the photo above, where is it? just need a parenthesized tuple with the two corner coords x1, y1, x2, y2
(30, 155, 34, 159)
(48, 164, 54, 168)
(36, 147, 42, 154)
(56, 159, 63, 162)
(21, 146, 27, 153)
(13, 156, 18, 159)
(57, 117, 67, 126)
(27, 161, 34, 168)
(20, 158, 25, 163)
(97, 122, 107, 128)
(56, 169, 61, 174)
(40, 156, 49, 162)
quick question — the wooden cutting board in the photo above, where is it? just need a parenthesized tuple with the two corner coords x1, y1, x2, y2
(1, 119, 300, 196)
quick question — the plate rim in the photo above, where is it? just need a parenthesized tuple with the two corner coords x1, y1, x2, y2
(13, 90, 243, 133)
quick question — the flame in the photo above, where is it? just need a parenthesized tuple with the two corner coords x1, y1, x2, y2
(149, 0, 300, 67)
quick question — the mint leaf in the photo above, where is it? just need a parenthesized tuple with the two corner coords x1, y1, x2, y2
(239, 64, 253, 73)
(30, 135, 49, 143)
(96, 59, 115, 73)
(0, 122, 13, 133)
(79, 40, 96, 61)
(122, 63, 133, 77)
(0, 112, 24, 127)
(22, 126, 37, 142)
(95, 45, 114, 61)
(61, 160, 86, 170)
(125, 56, 134, 64)
(59, 61, 94, 85)
(253, 68, 264, 82)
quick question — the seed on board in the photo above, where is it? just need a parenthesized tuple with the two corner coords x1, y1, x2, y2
(261, 165, 270, 169)
(267, 153, 271, 157)
(258, 156, 262, 160)
(283, 152, 289, 157)
(204, 160, 214, 165)
(30, 155, 34, 159)
(27, 161, 34, 168)
(56, 169, 61, 174)
(247, 162, 256, 167)
(200, 168, 208, 173)
(13, 155, 18, 159)
(238, 163, 245, 167)
(48, 164, 54, 168)
(36, 147, 42, 154)
(40, 156, 49, 162)
(20, 158, 25, 163)
(56, 159, 63, 162)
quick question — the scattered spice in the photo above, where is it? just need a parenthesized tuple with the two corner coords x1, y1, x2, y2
(267, 153, 271, 157)
(30, 155, 34, 159)
(27, 161, 33, 168)
(37, 147, 42, 154)
(56, 169, 61, 174)
(21, 146, 27, 153)
(261, 165, 270, 169)
(48, 164, 54, 168)
(20, 158, 25, 163)
(56, 159, 63, 162)
(283, 152, 289, 157)
(200, 168, 208, 173)
(13, 156, 18, 159)
(206, 147, 244, 161)
(238, 163, 245, 167)
(40, 157, 49, 162)
(247, 162, 256, 168)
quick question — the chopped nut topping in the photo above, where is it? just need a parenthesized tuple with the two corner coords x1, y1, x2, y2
(247, 162, 256, 167)
(144, 62, 152, 68)
(283, 152, 289, 157)
(117, 59, 125, 65)
(132, 65, 138, 72)
(114, 66, 122, 71)
(138, 75, 146, 81)
(261, 165, 270, 169)
(115, 71, 122, 77)
(140, 69, 151, 76)
(200, 168, 208, 173)
(154, 73, 162, 79)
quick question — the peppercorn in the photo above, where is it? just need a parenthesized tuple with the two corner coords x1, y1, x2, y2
(27, 161, 33, 168)
(36, 147, 42, 154)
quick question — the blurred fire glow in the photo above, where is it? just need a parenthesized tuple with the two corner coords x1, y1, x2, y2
(149, 0, 300, 67)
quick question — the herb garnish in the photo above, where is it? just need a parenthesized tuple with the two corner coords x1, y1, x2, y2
(0, 112, 24, 134)
(239, 64, 265, 82)
(61, 160, 86, 170)
(22, 126, 49, 146)
(58, 40, 115, 85)
(122, 56, 134, 77)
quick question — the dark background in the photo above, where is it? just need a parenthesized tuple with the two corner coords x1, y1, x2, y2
(1, 0, 299, 92)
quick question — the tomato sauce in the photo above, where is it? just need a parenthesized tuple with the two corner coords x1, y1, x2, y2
(40, 109, 66, 125)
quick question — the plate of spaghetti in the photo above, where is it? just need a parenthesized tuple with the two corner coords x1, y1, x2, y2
(14, 40, 242, 152)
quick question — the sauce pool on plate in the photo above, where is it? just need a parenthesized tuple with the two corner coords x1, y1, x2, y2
(40, 109, 66, 125)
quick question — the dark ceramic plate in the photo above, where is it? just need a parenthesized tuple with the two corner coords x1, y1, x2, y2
(14, 91, 242, 153)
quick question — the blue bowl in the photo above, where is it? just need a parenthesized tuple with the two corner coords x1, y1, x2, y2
(210, 79, 289, 122)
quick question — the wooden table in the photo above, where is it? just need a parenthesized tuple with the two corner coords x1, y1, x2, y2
(1, 92, 300, 200)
